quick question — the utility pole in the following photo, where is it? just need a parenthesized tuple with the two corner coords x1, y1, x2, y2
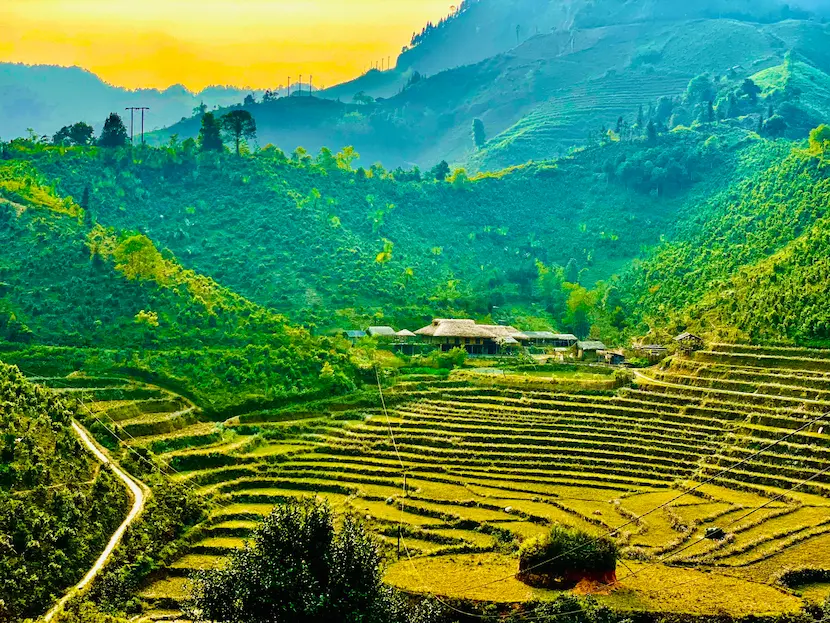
(138, 107, 149, 144)
(125, 107, 135, 144)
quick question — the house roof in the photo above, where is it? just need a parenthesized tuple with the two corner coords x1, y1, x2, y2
(414, 319, 529, 341)
(578, 341, 607, 351)
(396, 329, 417, 337)
(367, 326, 396, 337)
(639, 344, 668, 351)
(674, 332, 703, 342)
(345, 330, 366, 339)
(524, 332, 579, 341)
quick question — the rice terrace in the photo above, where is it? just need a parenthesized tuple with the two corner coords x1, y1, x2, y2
(5, 1, 830, 622)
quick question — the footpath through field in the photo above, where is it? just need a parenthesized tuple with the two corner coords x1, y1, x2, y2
(43, 420, 149, 622)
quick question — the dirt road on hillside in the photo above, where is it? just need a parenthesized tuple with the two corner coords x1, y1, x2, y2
(43, 420, 148, 622)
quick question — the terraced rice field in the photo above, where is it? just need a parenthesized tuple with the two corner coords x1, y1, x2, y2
(33, 344, 830, 618)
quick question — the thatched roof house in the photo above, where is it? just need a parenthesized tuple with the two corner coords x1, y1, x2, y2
(415, 319, 528, 354)
(367, 326, 397, 338)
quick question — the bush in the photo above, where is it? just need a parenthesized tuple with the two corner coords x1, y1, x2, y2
(518, 525, 619, 588)
(186, 498, 448, 623)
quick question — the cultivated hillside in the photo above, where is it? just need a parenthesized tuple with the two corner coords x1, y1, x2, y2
(0, 363, 129, 621)
(0, 63, 260, 140)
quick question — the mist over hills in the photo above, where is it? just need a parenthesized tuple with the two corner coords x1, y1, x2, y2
(0, 63, 261, 140)
(149, 0, 830, 170)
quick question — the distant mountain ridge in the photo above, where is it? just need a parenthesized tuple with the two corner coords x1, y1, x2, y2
(0, 63, 261, 140)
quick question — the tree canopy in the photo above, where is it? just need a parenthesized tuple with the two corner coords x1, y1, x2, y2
(221, 110, 257, 155)
(98, 113, 129, 148)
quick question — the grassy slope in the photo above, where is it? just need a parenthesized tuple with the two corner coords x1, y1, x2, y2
(11, 128, 772, 336)
(0, 363, 129, 621)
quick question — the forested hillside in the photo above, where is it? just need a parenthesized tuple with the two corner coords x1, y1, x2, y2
(0, 161, 356, 407)
(5, 124, 779, 341)
(621, 127, 830, 343)
(0, 363, 128, 622)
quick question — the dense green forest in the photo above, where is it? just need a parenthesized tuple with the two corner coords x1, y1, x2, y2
(0, 162, 356, 407)
(624, 127, 830, 342)
(0, 363, 128, 622)
(3, 122, 782, 342)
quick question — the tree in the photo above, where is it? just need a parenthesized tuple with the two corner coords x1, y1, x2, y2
(685, 74, 715, 104)
(809, 124, 830, 155)
(564, 258, 580, 284)
(518, 524, 619, 588)
(431, 160, 450, 181)
(244, 93, 256, 106)
(221, 110, 257, 155)
(764, 115, 787, 138)
(53, 122, 94, 146)
(472, 118, 486, 149)
(198, 112, 224, 152)
(646, 120, 657, 145)
(186, 498, 444, 623)
(707, 100, 715, 123)
(192, 102, 208, 116)
(741, 78, 762, 104)
(98, 113, 129, 148)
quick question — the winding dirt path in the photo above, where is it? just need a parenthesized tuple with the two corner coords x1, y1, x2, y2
(43, 420, 148, 622)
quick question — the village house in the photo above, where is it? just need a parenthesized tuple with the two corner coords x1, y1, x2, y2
(675, 332, 705, 353)
(576, 340, 607, 362)
(523, 332, 579, 349)
(366, 326, 397, 340)
(414, 319, 529, 355)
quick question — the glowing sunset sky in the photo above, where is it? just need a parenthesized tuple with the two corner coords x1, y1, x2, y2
(0, 0, 455, 91)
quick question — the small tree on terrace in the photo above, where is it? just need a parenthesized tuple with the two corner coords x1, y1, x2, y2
(98, 113, 129, 148)
(220, 109, 257, 155)
(809, 124, 830, 156)
(198, 112, 224, 152)
(518, 524, 619, 588)
(186, 498, 445, 623)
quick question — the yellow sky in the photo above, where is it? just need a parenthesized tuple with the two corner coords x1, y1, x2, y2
(0, 0, 455, 91)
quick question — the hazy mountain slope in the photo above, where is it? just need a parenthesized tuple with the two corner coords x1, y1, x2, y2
(155, 12, 830, 170)
(0, 363, 129, 621)
(0, 63, 259, 140)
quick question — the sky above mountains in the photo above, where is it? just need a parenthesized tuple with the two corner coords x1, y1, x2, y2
(0, 0, 454, 91)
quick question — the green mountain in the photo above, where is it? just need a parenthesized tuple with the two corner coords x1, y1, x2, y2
(153, 2, 830, 170)
(7, 125, 780, 341)
(0, 363, 128, 622)
(622, 137, 830, 343)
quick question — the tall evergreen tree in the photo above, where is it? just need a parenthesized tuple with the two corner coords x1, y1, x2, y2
(221, 110, 257, 155)
(646, 120, 657, 145)
(98, 113, 129, 148)
(198, 112, 224, 152)
(472, 118, 486, 149)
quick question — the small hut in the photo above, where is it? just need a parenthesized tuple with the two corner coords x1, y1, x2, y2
(343, 330, 367, 343)
(674, 332, 705, 353)
(577, 341, 607, 362)
(366, 326, 397, 341)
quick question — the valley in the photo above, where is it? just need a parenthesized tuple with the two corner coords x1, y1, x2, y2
(4, 1, 830, 622)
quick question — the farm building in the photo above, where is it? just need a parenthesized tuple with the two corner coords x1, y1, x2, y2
(343, 330, 367, 343)
(415, 319, 529, 355)
(524, 332, 579, 348)
(604, 350, 627, 365)
(635, 344, 669, 362)
(675, 332, 705, 352)
(577, 340, 607, 361)
(367, 326, 397, 340)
